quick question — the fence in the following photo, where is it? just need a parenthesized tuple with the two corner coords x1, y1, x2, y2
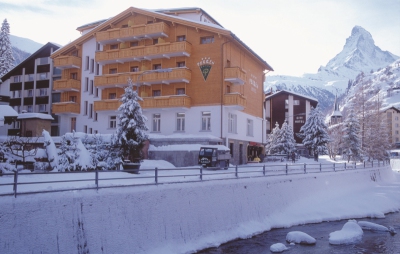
(0, 160, 390, 198)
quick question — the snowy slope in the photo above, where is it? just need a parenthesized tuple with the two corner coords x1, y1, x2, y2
(265, 26, 399, 113)
(9, 34, 43, 54)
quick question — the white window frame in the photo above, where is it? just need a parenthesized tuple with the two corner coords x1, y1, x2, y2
(89, 104, 93, 118)
(246, 119, 254, 136)
(39, 88, 47, 96)
(109, 116, 117, 129)
(27, 105, 33, 112)
(176, 113, 185, 131)
(201, 111, 211, 131)
(228, 113, 237, 134)
(38, 104, 47, 112)
(152, 114, 161, 132)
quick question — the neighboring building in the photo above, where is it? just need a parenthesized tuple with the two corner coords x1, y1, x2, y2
(384, 106, 400, 147)
(50, 6, 273, 165)
(264, 90, 318, 144)
(330, 94, 342, 125)
(0, 42, 61, 136)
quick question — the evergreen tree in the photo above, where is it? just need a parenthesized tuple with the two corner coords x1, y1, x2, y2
(57, 132, 80, 171)
(114, 78, 148, 162)
(265, 122, 281, 154)
(297, 106, 330, 156)
(342, 108, 363, 162)
(0, 19, 15, 78)
(277, 120, 296, 154)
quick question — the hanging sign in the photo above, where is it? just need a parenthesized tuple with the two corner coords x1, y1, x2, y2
(197, 57, 214, 81)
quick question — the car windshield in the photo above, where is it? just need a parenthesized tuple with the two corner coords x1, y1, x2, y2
(200, 148, 214, 156)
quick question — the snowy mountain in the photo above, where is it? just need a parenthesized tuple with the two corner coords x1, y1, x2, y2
(9, 35, 43, 66)
(265, 26, 399, 114)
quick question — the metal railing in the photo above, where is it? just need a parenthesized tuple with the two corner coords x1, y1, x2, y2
(0, 160, 390, 198)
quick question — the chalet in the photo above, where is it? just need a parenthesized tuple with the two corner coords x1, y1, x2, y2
(384, 106, 400, 147)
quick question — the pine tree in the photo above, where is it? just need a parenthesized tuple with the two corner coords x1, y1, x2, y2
(297, 106, 330, 156)
(114, 78, 148, 162)
(342, 108, 363, 162)
(277, 120, 296, 154)
(57, 132, 80, 171)
(265, 122, 282, 154)
(0, 19, 15, 78)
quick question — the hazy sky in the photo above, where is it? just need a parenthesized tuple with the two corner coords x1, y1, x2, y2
(1, 0, 399, 76)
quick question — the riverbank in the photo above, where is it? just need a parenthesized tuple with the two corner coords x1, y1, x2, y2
(0, 161, 399, 254)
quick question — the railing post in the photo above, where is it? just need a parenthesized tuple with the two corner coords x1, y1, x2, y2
(304, 163, 306, 174)
(286, 164, 288, 175)
(200, 166, 203, 181)
(320, 163, 322, 172)
(354, 162, 356, 169)
(13, 170, 18, 198)
(372, 161, 373, 168)
(155, 167, 158, 184)
(263, 164, 265, 176)
(95, 169, 99, 190)
(345, 163, 346, 170)
(378, 160, 380, 167)
(364, 161, 365, 168)
(333, 163, 335, 172)
(235, 165, 238, 178)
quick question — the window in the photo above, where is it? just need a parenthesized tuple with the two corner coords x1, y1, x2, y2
(294, 100, 300, 105)
(71, 117, 76, 132)
(153, 64, 161, 70)
(70, 72, 78, 80)
(38, 104, 47, 112)
(90, 80, 94, 94)
(27, 89, 33, 97)
(71, 50, 78, 57)
(247, 119, 253, 136)
(89, 104, 93, 118)
(95, 88, 99, 97)
(130, 41, 139, 47)
(96, 43, 101, 51)
(285, 99, 289, 109)
(176, 113, 185, 131)
(106, 115, 113, 127)
(89, 128, 92, 134)
(177, 61, 185, 67)
(69, 96, 77, 102)
(94, 112, 98, 121)
(110, 44, 118, 50)
(152, 114, 161, 132)
(131, 66, 139, 72)
(90, 59, 94, 73)
(27, 105, 33, 112)
(13, 90, 21, 98)
(13, 76, 21, 82)
(176, 88, 185, 95)
(152, 90, 161, 97)
(39, 73, 48, 80)
(27, 74, 34, 81)
(84, 77, 89, 91)
(39, 88, 47, 96)
(226, 85, 231, 93)
(153, 38, 158, 45)
(228, 113, 237, 133)
(110, 68, 117, 74)
(96, 63, 100, 75)
(14, 106, 21, 114)
(84, 125, 87, 133)
(14, 121, 20, 129)
(84, 101, 88, 115)
(85, 56, 89, 70)
(201, 112, 211, 131)
(396, 116, 399, 121)
(177, 35, 186, 42)
(200, 36, 214, 44)
(109, 93, 117, 99)
(39, 57, 48, 65)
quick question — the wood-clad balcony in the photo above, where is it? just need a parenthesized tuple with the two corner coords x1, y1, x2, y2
(52, 102, 80, 115)
(94, 68, 191, 88)
(53, 79, 81, 92)
(94, 99, 121, 112)
(96, 41, 192, 64)
(140, 95, 191, 109)
(53, 56, 81, 69)
(96, 22, 170, 45)
(224, 67, 246, 85)
(224, 93, 246, 110)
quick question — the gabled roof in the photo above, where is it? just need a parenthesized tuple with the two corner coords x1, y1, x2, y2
(265, 89, 318, 103)
(51, 6, 273, 71)
(76, 19, 108, 32)
(384, 106, 400, 113)
(1, 42, 60, 82)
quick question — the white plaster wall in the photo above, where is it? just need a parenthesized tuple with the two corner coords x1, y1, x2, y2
(0, 166, 395, 254)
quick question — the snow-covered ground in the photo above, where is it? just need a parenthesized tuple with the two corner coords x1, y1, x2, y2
(0, 155, 399, 254)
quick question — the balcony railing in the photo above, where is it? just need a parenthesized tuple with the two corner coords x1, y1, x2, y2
(223, 93, 246, 110)
(224, 67, 246, 85)
(95, 68, 191, 88)
(141, 95, 191, 109)
(53, 56, 81, 69)
(52, 102, 80, 115)
(96, 41, 192, 64)
(96, 22, 170, 45)
(94, 99, 122, 112)
(53, 79, 81, 92)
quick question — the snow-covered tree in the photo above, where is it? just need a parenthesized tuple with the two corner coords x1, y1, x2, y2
(297, 106, 330, 156)
(327, 124, 343, 160)
(341, 108, 363, 162)
(265, 122, 282, 154)
(0, 19, 15, 78)
(83, 133, 121, 170)
(42, 129, 59, 172)
(114, 78, 148, 162)
(276, 120, 296, 154)
(57, 131, 93, 171)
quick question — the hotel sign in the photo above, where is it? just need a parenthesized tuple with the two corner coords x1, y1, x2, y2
(197, 57, 214, 81)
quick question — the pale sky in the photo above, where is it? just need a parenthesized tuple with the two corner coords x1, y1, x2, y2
(1, 0, 399, 76)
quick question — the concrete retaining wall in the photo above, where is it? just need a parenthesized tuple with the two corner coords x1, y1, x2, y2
(0, 166, 396, 254)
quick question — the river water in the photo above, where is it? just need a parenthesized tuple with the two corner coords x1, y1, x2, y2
(197, 212, 400, 254)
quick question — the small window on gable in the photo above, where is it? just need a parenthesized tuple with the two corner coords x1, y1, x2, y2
(110, 44, 118, 50)
(200, 36, 214, 44)
(71, 50, 78, 56)
(177, 35, 186, 42)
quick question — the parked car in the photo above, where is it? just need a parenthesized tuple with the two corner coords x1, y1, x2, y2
(198, 146, 230, 169)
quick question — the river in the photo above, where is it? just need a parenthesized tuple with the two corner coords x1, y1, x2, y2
(197, 212, 400, 254)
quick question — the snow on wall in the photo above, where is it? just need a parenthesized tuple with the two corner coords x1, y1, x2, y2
(0, 166, 397, 254)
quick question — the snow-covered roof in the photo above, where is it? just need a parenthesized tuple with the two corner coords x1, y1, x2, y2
(331, 111, 342, 117)
(265, 89, 318, 103)
(17, 113, 54, 120)
(0, 105, 18, 120)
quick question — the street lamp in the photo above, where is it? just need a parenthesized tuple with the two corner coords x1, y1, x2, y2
(135, 68, 173, 91)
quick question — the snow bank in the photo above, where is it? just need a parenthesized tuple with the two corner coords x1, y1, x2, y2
(286, 231, 316, 245)
(270, 243, 289, 253)
(329, 220, 363, 245)
(358, 221, 389, 232)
